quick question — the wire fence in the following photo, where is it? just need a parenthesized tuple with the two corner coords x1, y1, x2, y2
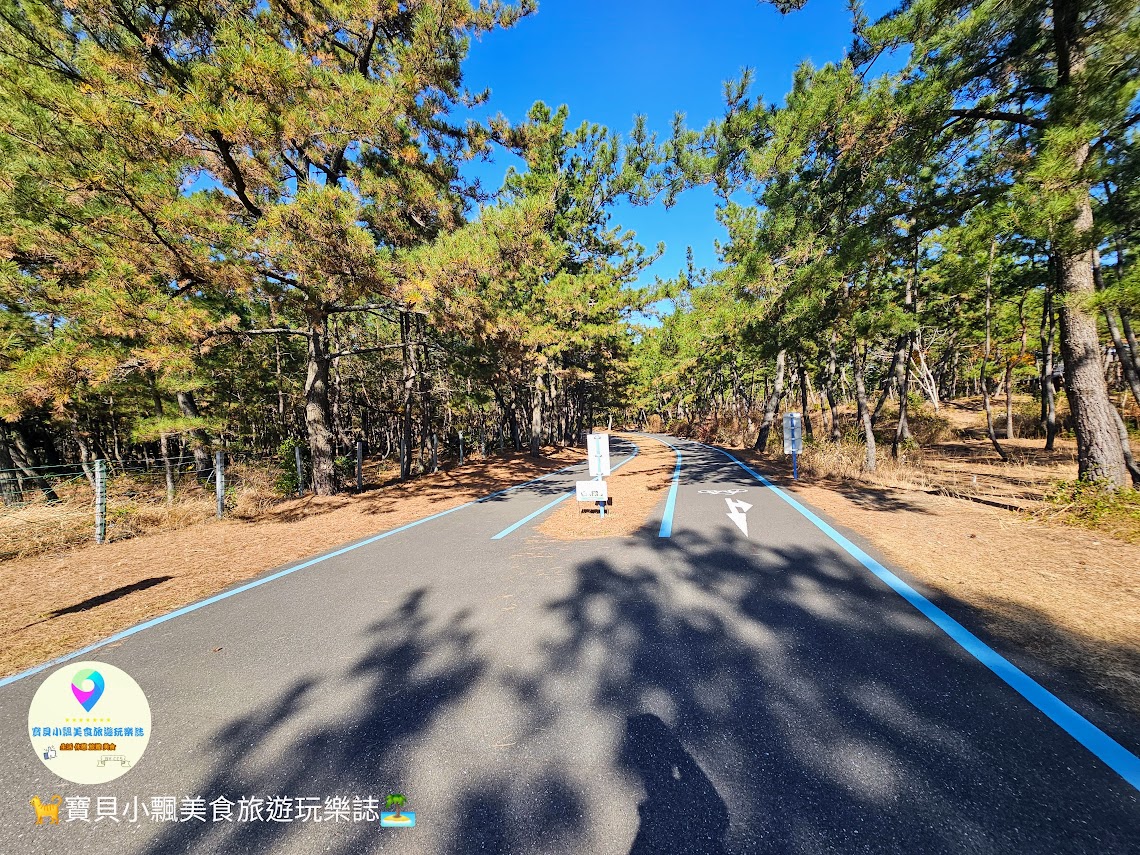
(0, 454, 264, 560)
(2, 434, 523, 561)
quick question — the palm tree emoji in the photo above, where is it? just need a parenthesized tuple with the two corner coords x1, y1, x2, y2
(385, 793, 407, 820)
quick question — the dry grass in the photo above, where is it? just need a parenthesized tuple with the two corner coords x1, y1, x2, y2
(0, 472, 223, 561)
(536, 433, 674, 539)
(0, 448, 582, 680)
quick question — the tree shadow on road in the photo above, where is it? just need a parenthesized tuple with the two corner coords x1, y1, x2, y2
(130, 527, 1139, 855)
(621, 712, 728, 855)
(136, 586, 485, 855)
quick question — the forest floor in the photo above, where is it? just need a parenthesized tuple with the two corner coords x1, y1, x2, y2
(0, 448, 581, 681)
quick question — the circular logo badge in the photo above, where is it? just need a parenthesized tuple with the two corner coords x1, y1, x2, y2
(27, 661, 151, 784)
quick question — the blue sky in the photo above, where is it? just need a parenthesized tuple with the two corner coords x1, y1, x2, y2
(459, 0, 896, 299)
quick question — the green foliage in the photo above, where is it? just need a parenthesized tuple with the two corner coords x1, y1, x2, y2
(1041, 480, 1140, 542)
(276, 438, 304, 496)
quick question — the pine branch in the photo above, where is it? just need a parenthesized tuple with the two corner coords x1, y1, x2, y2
(329, 343, 407, 359)
(214, 327, 309, 337)
(945, 108, 1045, 130)
(207, 130, 264, 217)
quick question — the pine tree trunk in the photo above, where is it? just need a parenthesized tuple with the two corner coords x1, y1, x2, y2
(71, 419, 96, 488)
(797, 360, 814, 441)
(1056, 238, 1127, 485)
(754, 350, 786, 452)
(151, 388, 176, 506)
(0, 433, 23, 504)
(305, 319, 338, 495)
(981, 241, 1009, 462)
(852, 345, 876, 472)
(530, 374, 544, 457)
(1040, 276, 1059, 450)
(176, 391, 213, 479)
(1112, 408, 1140, 486)
(1004, 360, 1016, 440)
(1121, 312, 1140, 380)
(399, 313, 417, 481)
(1093, 254, 1140, 409)
(1050, 18, 1129, 487)
(892, 334, 914, 458)
(825, 338, 841, 440)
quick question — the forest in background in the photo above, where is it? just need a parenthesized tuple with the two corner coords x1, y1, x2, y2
(1, 0, 1138, 506)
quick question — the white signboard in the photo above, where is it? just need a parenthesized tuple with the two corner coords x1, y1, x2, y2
(576, 480, 609, 503)
(782, 412, 803, 454)
(587, 433, 611, 477)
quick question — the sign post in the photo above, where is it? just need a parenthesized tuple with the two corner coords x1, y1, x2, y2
(215, 450, 225, 519)
(782, 412, 803, 480)
(585, 432, 611, 518)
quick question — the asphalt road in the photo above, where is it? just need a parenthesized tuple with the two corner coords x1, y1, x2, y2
(1, 435, 1138, 854)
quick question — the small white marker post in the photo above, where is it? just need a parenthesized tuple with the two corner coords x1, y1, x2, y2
(783, 412, 803, 480)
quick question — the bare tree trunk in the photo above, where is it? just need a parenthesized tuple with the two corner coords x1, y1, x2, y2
(1121, 312, 1140, 380)
(913, 329, 941, 411)
(852, 344, 876, 472)
(754, 350, 786, 452)
(305, 319, 338, 495)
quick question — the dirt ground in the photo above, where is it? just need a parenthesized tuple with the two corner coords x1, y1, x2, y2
(0, 449, 580, 680)
(739, 449, 1140, 716)
(536, 433, 675, 539)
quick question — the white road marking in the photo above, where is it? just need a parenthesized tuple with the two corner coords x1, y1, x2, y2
(725, 498, 752, 536)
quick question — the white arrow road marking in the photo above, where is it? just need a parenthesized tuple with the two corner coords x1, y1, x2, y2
(724, 498, 752, 536)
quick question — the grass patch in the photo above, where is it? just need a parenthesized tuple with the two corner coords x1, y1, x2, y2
(1032, 480, 1140, 543)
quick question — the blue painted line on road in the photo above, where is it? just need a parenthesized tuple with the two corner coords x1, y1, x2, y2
(657, 438, 682, 538)
(491, 491, 575, 539)
(0, 461, 590, 691)
(700, 442, 1140, 793)
(491, 443, 640, 540)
